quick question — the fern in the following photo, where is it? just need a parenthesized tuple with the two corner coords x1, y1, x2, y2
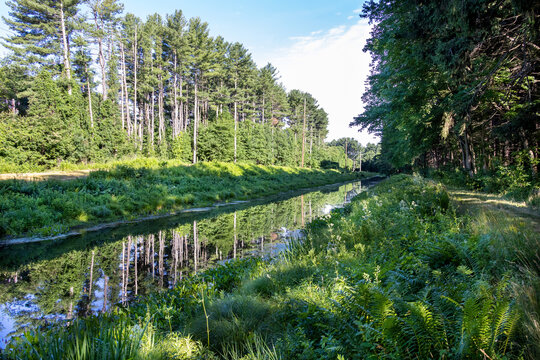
(390, 301, 448, 358)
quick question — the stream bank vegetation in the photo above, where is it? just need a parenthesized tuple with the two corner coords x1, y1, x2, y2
(0, 160, 371, 239)
(352, 0, 539, 207)
(3, 175, 538, 359)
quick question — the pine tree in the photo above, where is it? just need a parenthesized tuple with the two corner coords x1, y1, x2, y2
(226, 42, 256, 162)
(72, 33, 96, 128)
(0, 1, 343, 170)
(186, 17, 217, 163)
(164, 10, 188, 139)
(89, 0, 123, 101)
(120, 13, 143, 146)
(3, 0, 83, 81)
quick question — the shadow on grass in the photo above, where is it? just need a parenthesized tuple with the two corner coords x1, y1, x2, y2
(0, 161, 368, 240)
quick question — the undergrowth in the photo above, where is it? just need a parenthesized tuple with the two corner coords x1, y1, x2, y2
(3, 175, 537, 359)
(430, 162, 540, 207)
(0, 161, 370, 238)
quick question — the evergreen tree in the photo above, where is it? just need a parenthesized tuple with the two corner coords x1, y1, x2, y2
(89, 0, 124, 101)
(186, 17, 217, 163)
(0, 1, 346, 171)
(3, 0, 84, 81)
(198, 111, 234, 162)
(164, 10, 188, 139)
(226, 42, 256, 162)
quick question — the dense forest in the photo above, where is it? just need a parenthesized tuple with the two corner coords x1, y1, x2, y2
(353, 0, 539, 198)
(0, 0, 358, 172)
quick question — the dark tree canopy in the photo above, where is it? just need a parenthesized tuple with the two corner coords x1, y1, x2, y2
(352, 0, 539, 177)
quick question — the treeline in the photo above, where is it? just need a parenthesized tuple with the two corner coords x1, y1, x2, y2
(353, 1, 539, 179)
(327, 138, 388, 173)
(0, 0, 344, 172)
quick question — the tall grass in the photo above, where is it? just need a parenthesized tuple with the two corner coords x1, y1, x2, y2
(221, 334, 281, 360)
(4, 314, 148, 360)
(468, 209, 540, 359)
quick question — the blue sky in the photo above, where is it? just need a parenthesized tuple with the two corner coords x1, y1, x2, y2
(123, 1, 366, 64)
(0, 1, 378, 144)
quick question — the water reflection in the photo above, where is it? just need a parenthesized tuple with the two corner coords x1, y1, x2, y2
(0, 180, 371, 345)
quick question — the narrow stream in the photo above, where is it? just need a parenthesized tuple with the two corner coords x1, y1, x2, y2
(0, 178, 379, 347)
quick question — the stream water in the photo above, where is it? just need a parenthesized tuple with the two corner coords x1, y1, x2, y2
(0, 178, 379, 347)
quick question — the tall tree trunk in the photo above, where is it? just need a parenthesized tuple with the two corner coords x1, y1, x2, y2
(59, 1, 72, 95)
(184, 102, 188, 132)
(150, 93, 155, 152)
(94, 13, 107, 100)
(179, 76, 184, 132)
(87, 80, 94, 129)
(458, 126, 475, 177)
(234, 78, 238, 163)
(173, 51, 179, 138)
(158, 74, 165, 146)
(301, 98, 306, 168)
(121, 42, 130, 135)
(120, 65, 125, 129)
(309, 126, 313, 168)
(193, 75, 199, 164)
(133, 26, 139, 147)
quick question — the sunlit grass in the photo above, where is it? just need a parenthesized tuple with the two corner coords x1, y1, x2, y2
(449, 189, 528, 208)
(0, 161, 371, 238)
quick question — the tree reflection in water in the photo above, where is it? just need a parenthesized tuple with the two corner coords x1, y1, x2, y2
(0, 180, 371, 343)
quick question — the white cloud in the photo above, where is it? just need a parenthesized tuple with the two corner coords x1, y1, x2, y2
(347, 15, 355, 20)
(353, 8, 363, 14)
(269, 19, 379, 145)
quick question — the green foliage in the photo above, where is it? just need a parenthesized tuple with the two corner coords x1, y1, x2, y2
(0, 1, 345, 174)
(198, 113, 234, 162)
(432, 151, 540, 206)
(221, 333, 281, 360)
(190, 295, 274, 351)
(5, 314, 147, 360)
(353, 0, 539, 177)
(172, 131, 194, 162)
(3, 175, 536, 359)
(0, 161, 365, 238)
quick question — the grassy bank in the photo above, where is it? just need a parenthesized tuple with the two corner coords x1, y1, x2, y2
(0, 155, 184, 174)
(0, 159, 371, 239)
(4, 175, 538, 359)
(429, 168, 540, 208)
